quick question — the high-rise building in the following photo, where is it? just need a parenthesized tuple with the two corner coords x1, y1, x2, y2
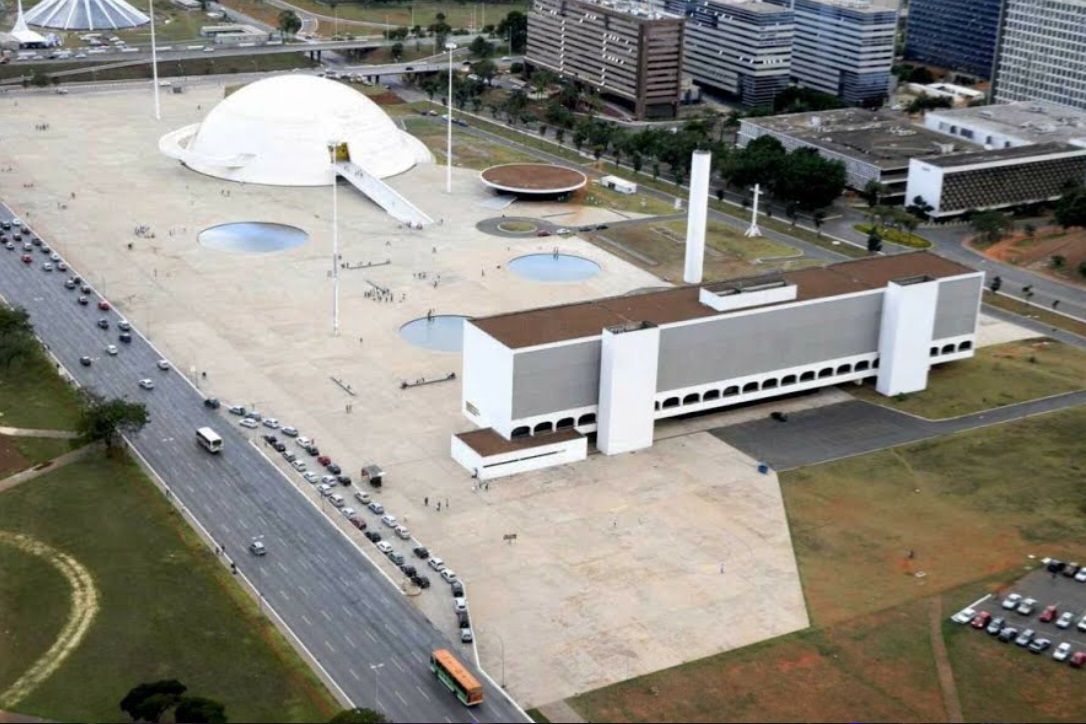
(903, 0, 1003, 81)
(526, 0, 685, 119)
(664, 0, 794, 108)
(993, 0, 1086, 110)
(765, 0, 897, 105)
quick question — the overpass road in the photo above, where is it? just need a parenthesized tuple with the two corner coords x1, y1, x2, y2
(0, 204, 527, 724)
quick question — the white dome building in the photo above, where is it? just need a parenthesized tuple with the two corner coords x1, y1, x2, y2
(160, 75, 432, 186)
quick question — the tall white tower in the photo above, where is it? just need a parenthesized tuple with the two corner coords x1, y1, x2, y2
(684, 149, 712, 285)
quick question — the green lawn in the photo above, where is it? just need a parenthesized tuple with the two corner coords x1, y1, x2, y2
(0, 353, 81, 430)
(0, 453, 337, 722)
(983, 291, 1086, 339)
(0, 435, 76, 478)
(848, 338, 1086, 418)
(402, 116, 537, 169)
(660, 219, 800, 262)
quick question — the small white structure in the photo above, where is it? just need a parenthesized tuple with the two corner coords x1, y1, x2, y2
(200, 24, 267, 45)
(600, 175, 637, 194)
(907, 82, 985, 106)
(160, 75, 432, 186)
(683, 149, 710, 285)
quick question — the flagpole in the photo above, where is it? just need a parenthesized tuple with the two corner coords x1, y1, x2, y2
(150, 0, 161, 120)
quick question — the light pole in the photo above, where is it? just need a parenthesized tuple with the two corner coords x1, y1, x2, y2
(494, 630, 506, 686)
(445, 41, 457, 194)
(326, 141, 341, 336)
(150, 0, 160, 120)
(370, 662, 384, 708)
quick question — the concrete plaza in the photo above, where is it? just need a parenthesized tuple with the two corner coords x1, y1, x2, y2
(0, 80, 808, 706)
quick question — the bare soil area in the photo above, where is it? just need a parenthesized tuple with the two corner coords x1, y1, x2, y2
(969, 225, 1086, 286)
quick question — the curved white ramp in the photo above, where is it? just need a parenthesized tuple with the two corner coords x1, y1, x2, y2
(334, 160, 432, 227)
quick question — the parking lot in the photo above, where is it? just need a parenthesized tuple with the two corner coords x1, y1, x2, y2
(953, 562, 1086, 664)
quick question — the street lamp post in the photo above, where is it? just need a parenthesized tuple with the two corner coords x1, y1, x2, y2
(445, 41, 457, 194)
(150, 0, 160, 120)
(326, 141, 341, 336)
(370, 662, 385, 708)
(494, 630, 506, 686)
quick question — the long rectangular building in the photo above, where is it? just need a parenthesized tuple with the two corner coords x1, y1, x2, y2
(526, 0, 685, 119)
(452, 252, 983, 479)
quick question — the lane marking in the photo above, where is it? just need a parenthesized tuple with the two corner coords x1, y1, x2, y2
(344, 633, 357, 647)
(391, 657, 406, 673)
(300, 614, 312, 626)
(279, 589, 290, 600)
(349, 667, 361, 681)
(365, 628, 377, 643)
(414, 684, 431, 701)
(320, 609, 332, 622)
(325, 640, 336, 653)
(395, 690, 408, 705)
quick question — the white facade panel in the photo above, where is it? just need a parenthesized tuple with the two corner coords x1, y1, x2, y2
(597, 324, 661, 455)
(684, 150, 711, 284)
(876, 279, 939, 396)
(461, 323, 515, 436)
(905, 158, 946, 215)
(450, 435, 588, 480)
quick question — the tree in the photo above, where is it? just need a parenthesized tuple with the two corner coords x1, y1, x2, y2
(862, 179, 887, 208)
(772, 86, 847, 114)
(555, 127, 565, 145)
(121, 680, 188, 723)
(989, 275, 1002, 293)
(724, 135, 786, 190)
(277, 10, 302, 37)
(497, 10, 528, 53)
(419, 75, 441, 101)
(0, 304, 36, 369)
(470, 58, 497, 86)
(468, 34, 493, 59)
(329, 708, 390, 724)
(813, 209, 826, 237)
(1054, 184, 1086, 229)
(77, 389, 150, 451)
(390, 42, 404, 61)
(970, 209, 1014, 245)
(867, 229, 883, 254)
(905, 195, 934, 221)
(906, 93, 953, 113)
(1024, 222, 1037, 240)
(769, 147, 846, 211)
(174, 696, 227, 724)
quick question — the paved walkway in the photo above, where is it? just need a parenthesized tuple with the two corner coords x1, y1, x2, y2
(713, 390, 1086, 471)
(536, 699, 587, 724)
(929, 597, 964, 723)
(0, 444, 96, 494)
(0, 427, 79, 439)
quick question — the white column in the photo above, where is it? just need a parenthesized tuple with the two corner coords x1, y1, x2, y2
(150, 0, 160, 120)
(328, 142, 340, 336)
(446, 42, 457, 194)
(745, 183, 763, 238)
(876, 278, 938, 396)
(597, 323, 660, 455)
(684, 149, 711, 284)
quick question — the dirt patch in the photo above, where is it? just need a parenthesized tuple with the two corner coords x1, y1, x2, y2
(0, 438, 28, 481)
(366, 91, 404, 107)
(970, 225, 1086, 286)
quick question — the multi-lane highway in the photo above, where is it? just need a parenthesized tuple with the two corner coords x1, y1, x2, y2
(0, 205, 527, 724)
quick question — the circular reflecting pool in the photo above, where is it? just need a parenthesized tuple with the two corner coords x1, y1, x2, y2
(508, 253, 601, 282)
(198, 222, 308, 253)
(399, 315, 470, 352)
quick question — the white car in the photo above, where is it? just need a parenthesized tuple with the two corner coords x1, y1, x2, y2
(321, 474, 338, 486)
(376, 541, 393, 554)
(453, 597, 467, 612)
(354, 491, 371, 505)
(1000, 593, 1023, 610)
(280, 426, 299, 437)
(296, 436, 313, 448)
(341, 507, 357, 519)
(156, 359, 170, 370)
(50, 252, 60, 261)
(1054, 642, 1073, 661)
(329, 494, 345, 508)
(105, 344, 118, 355)
(303, 471, 319, 484)
(394, 525, 411, 540)
(381, 514, 398, 528)
(441, 569, 458, 584)
(1077, 614, 1086, 632)
(368, 501, 385, 515)
(951, 607, 977, 624)
(138, 378, 155, 390)
(262, 418, 280, 429)
(428, 556, 446, 572)
(240, 418, 259, 429)
(317, 483, 332, 497)
(1076, 568, 1086, 582)
(42, 263, 54, 272)
(1056, 611, 1075, 629)
(290, 460, 306, 472)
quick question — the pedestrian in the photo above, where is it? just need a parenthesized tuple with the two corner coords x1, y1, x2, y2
(719, 563, 724, 574)
(425, 496, 429, 506)
(445, 498, 449, 509)
(613, 519, 617, 528)
(346, 404, 349, 413)
(215, 546, 221, 556)
(484, 482, 489, 491)
(359, 336, 363, 343)
(437, 501, 442, 511)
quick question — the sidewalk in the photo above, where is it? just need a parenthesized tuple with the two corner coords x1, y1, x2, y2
(0, 427, 79, 439)
(0, 444, 97, 494)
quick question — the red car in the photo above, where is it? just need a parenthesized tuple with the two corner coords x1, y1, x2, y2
(971, 611, 993, 629)
(350, 518, 367, 531)
(317, 455, 331, 467)
(98, 300, 110, 311)
(536, 230, 551, 237)
(1071, 651, 1086, 668)
(21, 254, 32, 264)
(1040, 605, 1058, 623)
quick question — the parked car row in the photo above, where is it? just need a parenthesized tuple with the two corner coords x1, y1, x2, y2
(952, 588, 1086, 668)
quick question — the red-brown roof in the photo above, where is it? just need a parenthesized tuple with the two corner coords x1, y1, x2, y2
(471, 252, 977, 349)
(455, 427, 584, 457)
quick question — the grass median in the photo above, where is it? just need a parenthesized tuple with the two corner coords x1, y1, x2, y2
(0, 452, 337, 722)
(0, 353, 81, 430)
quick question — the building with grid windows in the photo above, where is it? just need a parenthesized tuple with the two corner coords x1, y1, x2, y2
(451, 252, 983, 479)
(992, 0, 1086, 110)
(903, 0, 1003, 81)
(663, 0, 793, 108)
(906, 143, 1086, 219)
(526, 0, 685, 119)
(763, 0, 897, 105)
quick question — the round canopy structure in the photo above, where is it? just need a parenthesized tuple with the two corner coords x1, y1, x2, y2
(24, 0, 149, 30)
(159, 75, 432, 186)
(480, 164, 588, 198)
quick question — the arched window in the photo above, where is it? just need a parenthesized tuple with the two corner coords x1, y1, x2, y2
(836, 364, 852, 375)
(781, 374, 797, 385)
(855, 360, 870, 372)
(556, 417, 575, 430)
(742, 381, 759, 393)
(800, 371, 815, 382)
(930, 346, 940, 356)
(942, 344, 955, 354)
(683, 393, 700, 405)
(511, 426, 530, 439)
(723, 386, 739, 396)
(762, 378, 778, 389)
(662, 397, 680, 409)
(958, 341, 972, 352)
(703, 389, 721, 401)
(533, 421, 553, 434)
(577, 413, 596, 426)
(817, 367, 833, 379)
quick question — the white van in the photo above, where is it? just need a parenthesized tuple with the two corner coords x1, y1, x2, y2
(329, 494, 346, 508)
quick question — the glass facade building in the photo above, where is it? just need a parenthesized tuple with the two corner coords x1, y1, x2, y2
(903, 0, 1003, 80)
(993, 0, 1086, 110)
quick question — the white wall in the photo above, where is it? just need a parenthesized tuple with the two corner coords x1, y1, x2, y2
(460, 322, 514, 436)
(905, 158, 945, 214)
(877, 279, 939, 395)
(597, 325, 660, 455)
(449, 434, 588, 480)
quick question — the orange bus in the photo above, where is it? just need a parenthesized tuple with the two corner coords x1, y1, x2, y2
(430, 649, 484, 706)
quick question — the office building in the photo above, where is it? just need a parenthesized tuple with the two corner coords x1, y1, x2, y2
(923, 100, 1086, 150)
(765, 0, 897, 105)
(664, 0, 793, 108)
(992, 0, 1086, 110)
(903, 0, 1003, 81)
(526, 0, 685, 119)
(451, 252, 982, 479)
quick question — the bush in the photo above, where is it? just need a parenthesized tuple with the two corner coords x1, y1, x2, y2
(854, 223, 932, 249)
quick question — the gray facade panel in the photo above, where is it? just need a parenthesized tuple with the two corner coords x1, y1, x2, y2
(511, 341, 601, 418)
(933, 276, 982, 338)
(656, 294, 883, 392)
